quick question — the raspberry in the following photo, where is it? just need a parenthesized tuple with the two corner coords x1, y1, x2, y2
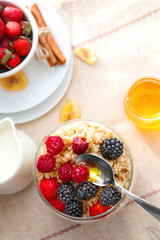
(40, 178, 59, 200)
(72, 137, 88, 154)
(49, 197, 65, 213)
(37, 154, 56, 173)
(72, 165, 89, 183)
(45, 136, 64, 155)
(58, 163, 74, 183)
(90, 201, 110, 217)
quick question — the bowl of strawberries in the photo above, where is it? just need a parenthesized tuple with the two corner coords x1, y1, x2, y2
(0, 0, 38, 78)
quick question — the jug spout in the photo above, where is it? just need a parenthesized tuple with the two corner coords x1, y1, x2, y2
(0, 117, 17, 135)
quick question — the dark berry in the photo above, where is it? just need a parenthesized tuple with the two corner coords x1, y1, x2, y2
(45, 136, 64, 155)
(65, 200, 83, 217)
(37, 154, 56, 173)
(72, 137, 88, 154)
(72, 165, 89, 183)
(99, 186, 122, 206)
(100, 137, 123, 160)
(57, 183, 75, 204)
(58, 163, 74, 183)
(76, 181, 98, 200)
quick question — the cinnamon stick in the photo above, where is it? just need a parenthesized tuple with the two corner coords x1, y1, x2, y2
(30, 4, 57, 67)
(31, 3, 66, 65)
(39, 35, 57, 67)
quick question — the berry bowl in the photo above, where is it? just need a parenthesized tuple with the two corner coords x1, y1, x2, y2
(33, 120, 135, 223)
(0, 0, 38, 78)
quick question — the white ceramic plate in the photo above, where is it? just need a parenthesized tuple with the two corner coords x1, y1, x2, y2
(0, 56, 73, 124)
(0, 1, 71, 113)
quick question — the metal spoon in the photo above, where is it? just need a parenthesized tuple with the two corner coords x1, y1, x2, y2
(76, 153, 160, 222)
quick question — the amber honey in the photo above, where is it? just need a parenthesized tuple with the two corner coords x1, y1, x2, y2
(124, 78, 160, 129)
(88, 166, 101, 182)
(79, 161, 102, 182)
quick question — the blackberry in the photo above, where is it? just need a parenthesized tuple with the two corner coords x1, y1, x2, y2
(100, 137, 123, 160)
(76, 181, 98, 200)
(99, 186, 121, 206)
(57, 183, 75, 204)
(65, 200, 83, 217)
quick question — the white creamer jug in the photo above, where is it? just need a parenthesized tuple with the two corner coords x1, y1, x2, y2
(0, 117, 36, 194)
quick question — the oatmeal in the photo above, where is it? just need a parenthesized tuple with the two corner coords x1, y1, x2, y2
(36, 121, 131, 218)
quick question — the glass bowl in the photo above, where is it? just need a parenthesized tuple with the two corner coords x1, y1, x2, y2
(33, 119, 135, 223)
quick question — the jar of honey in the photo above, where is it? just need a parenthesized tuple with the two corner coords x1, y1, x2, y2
(124, 77, 160, 130)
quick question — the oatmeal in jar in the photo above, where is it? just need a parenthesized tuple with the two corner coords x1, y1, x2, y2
(36, 121, 131, 218)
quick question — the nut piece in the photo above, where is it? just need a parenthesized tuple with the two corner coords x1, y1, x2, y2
(60, 99, 81, 123)
(0, 71, 28, 91)
(73, 48, 96, 65)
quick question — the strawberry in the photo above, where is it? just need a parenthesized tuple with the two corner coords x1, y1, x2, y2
(0, 37, 11, 50)
(5, 21, 21, 40)
(1, 6, 23, 23)
(20, 21, 32, 37)
(90, 201, 110, 217)
(6, 53, 21, 69)
(12, 37, 32, 56)
(0, 48, 12, 64)
(0, 5, 3, 15)
(0, 18, 5, 41)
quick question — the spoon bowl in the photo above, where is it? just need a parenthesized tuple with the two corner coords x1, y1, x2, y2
(76, 153, 115, 186)
(76, 153, 160, 222)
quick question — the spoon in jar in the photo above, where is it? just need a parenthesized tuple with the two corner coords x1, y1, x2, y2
(76, 153, 160, 222)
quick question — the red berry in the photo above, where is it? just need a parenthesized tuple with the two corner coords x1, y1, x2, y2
(0, 18, 5, 41)
(45, 136, 64, 155)
(90, 201, 110, 217)
(1, 6, 23, 23)
(6, 53, 21, 69)
(12, 37, 31, 56)
(5, 21, 21, 40)
(40, 178, 59, 200)
(37, 154, 56, 173)
(0, 48, 12, 64)
(72, 137, 88, 154)
(72, 165, 89, 183)
(0, 37, 11, 50)
(20, 21, 32, 37)
(58, 163, 74, 183)
(49, 197, 65, 212)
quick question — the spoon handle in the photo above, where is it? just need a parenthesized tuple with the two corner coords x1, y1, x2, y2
(115, 182, 160, 222)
